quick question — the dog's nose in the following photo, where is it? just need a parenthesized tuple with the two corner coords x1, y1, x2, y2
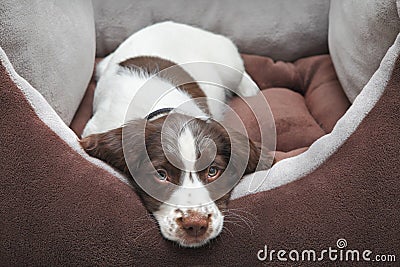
(179, 213, 210, 237)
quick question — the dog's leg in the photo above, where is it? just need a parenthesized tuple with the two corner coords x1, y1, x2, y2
(236, 71, 260, 97)
(95, 52, 114, 81)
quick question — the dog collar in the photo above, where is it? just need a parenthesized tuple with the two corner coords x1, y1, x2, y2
(145, 108, 174, 121)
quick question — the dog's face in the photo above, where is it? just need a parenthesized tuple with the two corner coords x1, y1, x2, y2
(81, 113, 268, 247)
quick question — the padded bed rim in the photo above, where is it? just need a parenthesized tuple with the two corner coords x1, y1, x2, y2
(232, 33, 400, 199)
(0, 47, 130, 187)
(1, 33, 399, 199)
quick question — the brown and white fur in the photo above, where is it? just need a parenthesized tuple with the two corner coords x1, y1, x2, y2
(81, 21, 269, 247)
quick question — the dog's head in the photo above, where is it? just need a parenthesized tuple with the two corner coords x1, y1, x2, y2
(81, 113, 270, 247)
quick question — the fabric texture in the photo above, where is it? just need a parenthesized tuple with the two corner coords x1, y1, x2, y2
(0, 0, 96, 124)
(92, 0, 330, 61)
(329, 0, 400, 102)
(1, 43, 399, 265)
(225, 54, 350, 155)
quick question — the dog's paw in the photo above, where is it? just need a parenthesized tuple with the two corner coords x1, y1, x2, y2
(237, 72, 260, 97)
(95, 53, 114, 81)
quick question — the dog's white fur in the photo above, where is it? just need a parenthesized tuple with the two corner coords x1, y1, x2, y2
(82, 21, 259, 247)
(82, 21, 258, 137)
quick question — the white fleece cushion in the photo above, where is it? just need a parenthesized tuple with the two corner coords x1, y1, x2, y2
(0, 0, 96, 124)
(329, 0, 400, 103)
(92, 0, 330, 61)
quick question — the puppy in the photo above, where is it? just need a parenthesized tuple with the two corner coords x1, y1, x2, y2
(81, 21, 270, 247)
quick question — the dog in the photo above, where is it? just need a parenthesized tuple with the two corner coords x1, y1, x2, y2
(80, 21, 270, 247)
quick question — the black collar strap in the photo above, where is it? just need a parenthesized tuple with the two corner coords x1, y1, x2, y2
(145, 108, 174, 121)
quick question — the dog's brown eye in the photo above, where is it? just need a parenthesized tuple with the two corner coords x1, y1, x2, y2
(156, 169, 168, 181)
(207, 166, 220, 182)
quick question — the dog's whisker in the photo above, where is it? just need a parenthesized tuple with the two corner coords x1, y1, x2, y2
(223, 220, 242, 224)
(224, 210, 256, 225)
(133, 226, 159, 242)
(147, 235, 162, 247)
(140, 231, 159, 247)
(224, 212, 254, 225)
(208, 239, 212, 249)
(131, 217, 156, 223)
(223, 220, 247, 229)
(223, 213, 255, 234)
(222, 226, 234, 237)
(223, 207, 257, 216)
(222, 208, 258, 221)
(132, 213, 155, 220)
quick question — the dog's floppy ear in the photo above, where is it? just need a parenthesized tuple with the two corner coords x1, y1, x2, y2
(251, 140, 274, 171)
(80, 119, 148, 175)
(80, 127, 128, 174)
(229, 131, 272, 174)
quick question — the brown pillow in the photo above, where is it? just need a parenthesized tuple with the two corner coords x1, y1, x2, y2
(226, 54, 350, 156)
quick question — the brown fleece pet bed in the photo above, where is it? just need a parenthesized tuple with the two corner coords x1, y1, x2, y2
(71, 55, 351, 162)
(2, 51, 399, 266)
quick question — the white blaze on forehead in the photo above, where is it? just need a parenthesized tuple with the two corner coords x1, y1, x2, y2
(178, 126, 197, 172)
(175, 125, 212, 205)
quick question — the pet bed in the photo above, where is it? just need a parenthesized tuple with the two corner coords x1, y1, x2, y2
(1, 0, 399, 265)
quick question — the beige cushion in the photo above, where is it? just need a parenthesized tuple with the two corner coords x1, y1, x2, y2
(329, 0, 400, 102)
(0, 0, 96, 124)
(92, 0, 330, 61)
